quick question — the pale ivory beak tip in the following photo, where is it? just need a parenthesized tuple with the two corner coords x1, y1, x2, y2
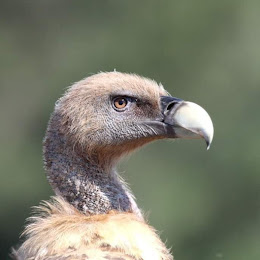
(173, 101, 214, 149)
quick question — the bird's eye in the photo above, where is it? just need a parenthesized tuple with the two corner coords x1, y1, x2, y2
(113, 97, 128, 111)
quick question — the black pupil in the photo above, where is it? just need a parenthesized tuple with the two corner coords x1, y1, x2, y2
(117, 98, 126, 106)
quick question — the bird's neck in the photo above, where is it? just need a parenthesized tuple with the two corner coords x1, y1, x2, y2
(43, 118, 142, 218)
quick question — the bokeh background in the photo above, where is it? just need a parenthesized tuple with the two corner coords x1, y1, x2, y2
(1, 1, 259, 259)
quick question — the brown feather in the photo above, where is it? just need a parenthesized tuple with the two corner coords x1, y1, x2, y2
(13, 197, 172, 260)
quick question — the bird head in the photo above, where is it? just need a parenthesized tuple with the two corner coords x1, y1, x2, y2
(54, 72, 213, 167)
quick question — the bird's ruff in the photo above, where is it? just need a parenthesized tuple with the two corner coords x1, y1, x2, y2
(13, 196, 173, 260)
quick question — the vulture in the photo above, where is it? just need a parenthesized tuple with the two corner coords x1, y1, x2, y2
(12, 72, 213, 260)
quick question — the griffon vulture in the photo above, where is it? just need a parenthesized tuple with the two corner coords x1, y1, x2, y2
(12, 72, 213, 260)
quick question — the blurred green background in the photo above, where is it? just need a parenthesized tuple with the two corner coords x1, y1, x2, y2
(1, 1, 259, 259)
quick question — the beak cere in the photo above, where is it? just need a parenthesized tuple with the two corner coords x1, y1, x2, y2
(161, 96, 214, 149)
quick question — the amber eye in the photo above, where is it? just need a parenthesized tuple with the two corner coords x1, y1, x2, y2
(113, 97, 128, 110)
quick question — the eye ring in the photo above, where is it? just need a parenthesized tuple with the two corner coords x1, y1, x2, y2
(113, 97, 128, 111)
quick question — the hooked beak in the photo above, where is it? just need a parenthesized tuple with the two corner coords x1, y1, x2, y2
(159, 96, 214, 149)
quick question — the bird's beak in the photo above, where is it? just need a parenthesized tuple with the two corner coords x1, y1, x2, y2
(160, 96, 214, 149)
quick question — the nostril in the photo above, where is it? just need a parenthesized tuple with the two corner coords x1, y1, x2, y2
(166, 101, 179, 111)
(160, 96, 183, 114)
